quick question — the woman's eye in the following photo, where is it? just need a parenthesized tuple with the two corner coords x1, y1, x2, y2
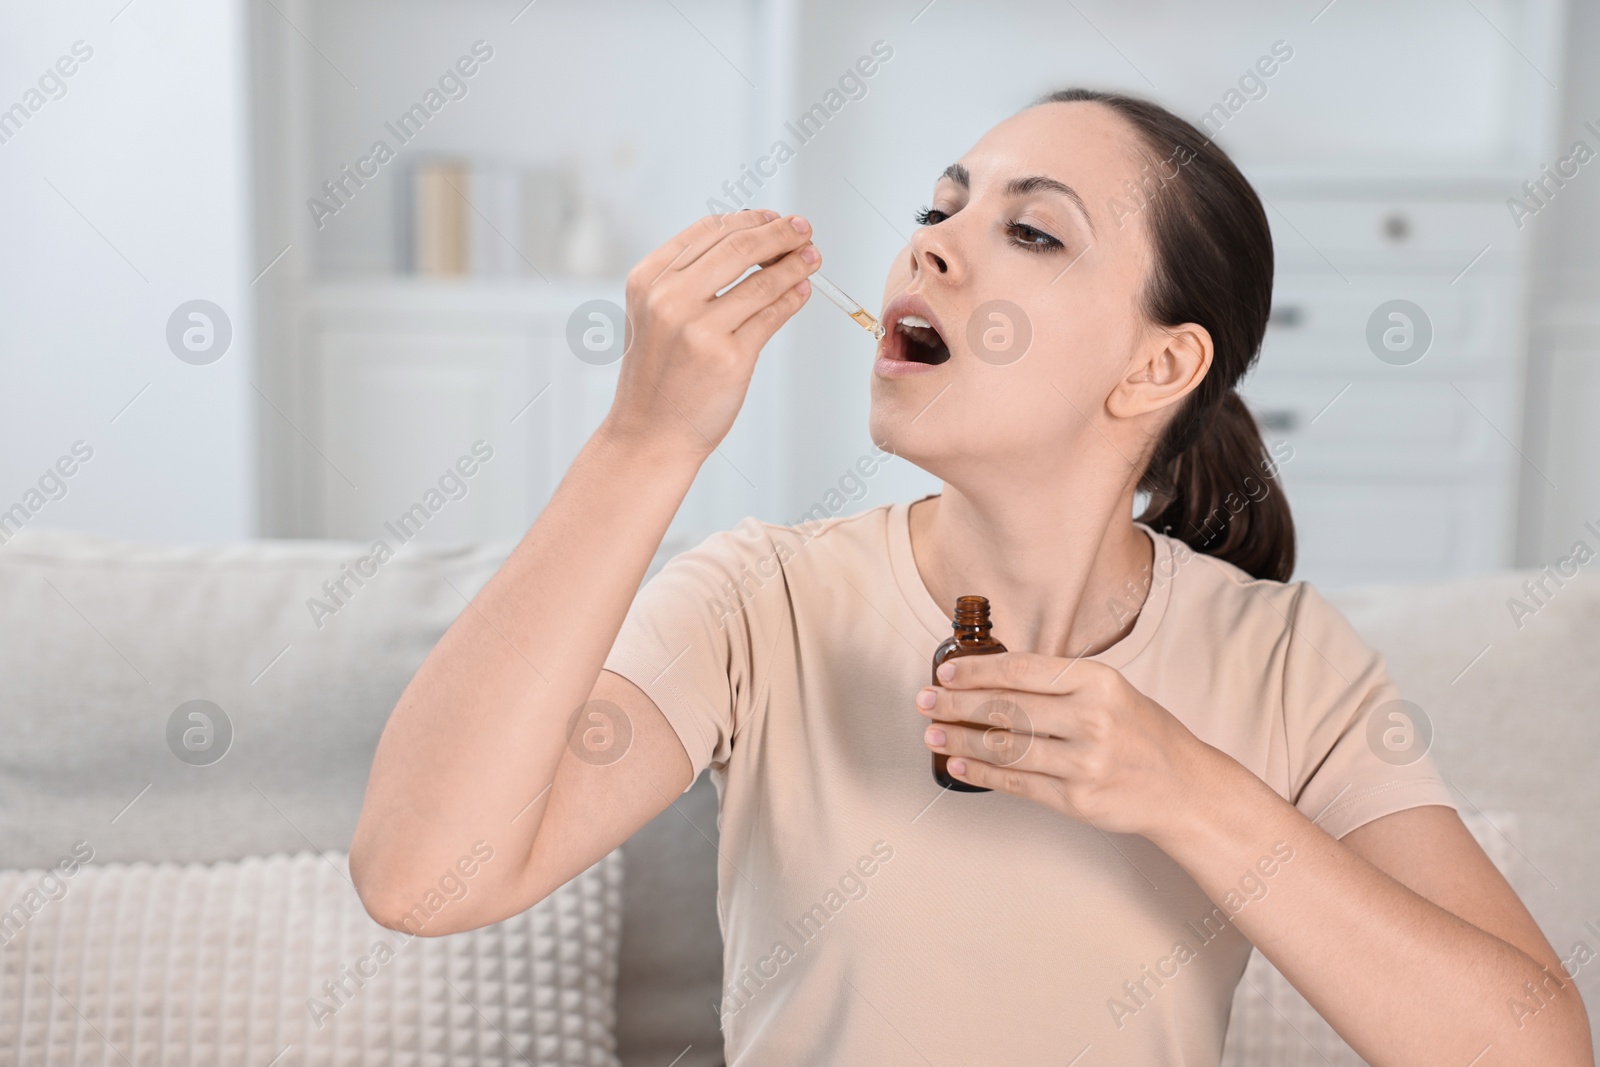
(913, 206, 948, 226)
(1007, 221, 1063, 253)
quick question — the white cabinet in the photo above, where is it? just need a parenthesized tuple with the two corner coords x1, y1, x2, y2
(300, 281, 624, 545)
(1240, 192, 1529, 585)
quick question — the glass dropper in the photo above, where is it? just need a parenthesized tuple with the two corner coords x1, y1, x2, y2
(809, 272, 885, 340)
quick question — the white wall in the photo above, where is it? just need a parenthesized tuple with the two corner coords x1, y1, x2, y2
(300, 0, 763, 277)
(0, 0, 255, 544)
(1520, 0, 1600, 564)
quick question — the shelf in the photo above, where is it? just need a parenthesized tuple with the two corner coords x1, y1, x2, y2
(305, 276, 627, 315)
(1244, 164, 1531, 200)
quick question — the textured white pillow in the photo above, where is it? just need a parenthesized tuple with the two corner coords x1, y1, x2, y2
(0, 848, 623, 1067)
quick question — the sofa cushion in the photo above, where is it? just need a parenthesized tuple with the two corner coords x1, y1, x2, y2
(0, 848, 623, 1066)
(0, 526, 723, 1067)
(614, 771, 723, 1067)
(1328, 569, 1600, 933)
(0, 528, 516, 868)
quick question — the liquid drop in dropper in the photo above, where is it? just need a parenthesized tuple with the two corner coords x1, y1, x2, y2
(809, 272, 885, 339)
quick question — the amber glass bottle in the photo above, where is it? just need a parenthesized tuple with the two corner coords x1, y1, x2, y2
(930, 595, 1006, 792)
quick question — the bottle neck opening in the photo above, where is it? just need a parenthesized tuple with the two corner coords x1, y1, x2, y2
(952, 595, 992, 634)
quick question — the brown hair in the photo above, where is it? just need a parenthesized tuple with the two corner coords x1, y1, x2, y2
(1034, 88, 1294, 582)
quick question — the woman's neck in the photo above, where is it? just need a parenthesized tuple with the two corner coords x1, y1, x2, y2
(908, 484, 1154, 660)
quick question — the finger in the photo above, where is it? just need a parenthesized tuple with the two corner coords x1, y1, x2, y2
(935, 649, 1114, 697)
(943, 755, 1057, 806)
(631, 210, 775, 289)
(730, 276, 811, 351)
(754, 244, 793, 269)
(921, 684, 1042, 729)
(680, 214, 814, 295)
(708, 244, 820, 329)
(926, 717, 1056, 775)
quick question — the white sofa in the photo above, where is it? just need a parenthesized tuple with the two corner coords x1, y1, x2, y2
(0, 526, 1594, 1066)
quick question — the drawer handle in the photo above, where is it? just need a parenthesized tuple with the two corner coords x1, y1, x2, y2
(1268, 304, 1306, 328)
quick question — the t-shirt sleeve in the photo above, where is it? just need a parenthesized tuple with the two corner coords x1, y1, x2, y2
(1282, 581, 1459, 839)
(601, 516, 785, 794)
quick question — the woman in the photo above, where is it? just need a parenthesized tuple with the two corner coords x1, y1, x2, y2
(349, 89, 1592, 1065)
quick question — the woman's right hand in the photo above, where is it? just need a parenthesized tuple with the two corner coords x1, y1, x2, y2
(605, 208, 820, 459)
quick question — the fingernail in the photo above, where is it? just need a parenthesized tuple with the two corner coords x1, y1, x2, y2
(794, 279, 810, 295)
(949, 758, 966, 775)
(790, 216, 810, 234)
(937, 662, 955, 682)
(761, 209, 779, 221)
(925, 726, 946, 746)
(915, 688, 936, 709)
(800, 245, 819, 263)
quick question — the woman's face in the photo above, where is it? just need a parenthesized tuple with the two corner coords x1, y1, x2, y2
(870, 100, 1179, 488)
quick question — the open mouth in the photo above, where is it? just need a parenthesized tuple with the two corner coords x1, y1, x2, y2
(890, 314, 952, 365)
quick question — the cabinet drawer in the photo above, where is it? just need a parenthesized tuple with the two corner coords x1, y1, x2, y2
(1257, 275, 1511, 377)
(1264, 196, 1512, 270)
(1279, 478, 1510, 587)
(1239, 377, 1515, 478)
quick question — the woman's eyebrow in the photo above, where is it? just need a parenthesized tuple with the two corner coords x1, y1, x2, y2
(1007, 175, 1095, 235)
(937, 163, 1096, 236)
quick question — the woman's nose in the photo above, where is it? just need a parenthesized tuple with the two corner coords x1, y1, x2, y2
(908, 228, 956, 280)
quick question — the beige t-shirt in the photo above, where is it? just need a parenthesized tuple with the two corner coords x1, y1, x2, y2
(602, 493, 1457, 1066)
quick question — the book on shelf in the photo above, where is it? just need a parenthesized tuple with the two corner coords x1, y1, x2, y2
(410, 159, 471, 276)
(408, 157, 595, 279)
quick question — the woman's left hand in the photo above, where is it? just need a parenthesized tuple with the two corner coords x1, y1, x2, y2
(917, 650, 1227, 840)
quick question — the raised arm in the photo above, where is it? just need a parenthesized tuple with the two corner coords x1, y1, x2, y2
(348, 209, 820, 935)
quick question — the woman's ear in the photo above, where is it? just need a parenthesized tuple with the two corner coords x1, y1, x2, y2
(1106, 322, 1213, 420)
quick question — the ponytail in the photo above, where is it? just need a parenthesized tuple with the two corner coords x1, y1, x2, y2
(1032, 88, 1295, 582)
(1136, 390, 1295, 582)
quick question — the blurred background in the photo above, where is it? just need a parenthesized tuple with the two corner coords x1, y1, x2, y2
(1, 0, 1595, 590)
